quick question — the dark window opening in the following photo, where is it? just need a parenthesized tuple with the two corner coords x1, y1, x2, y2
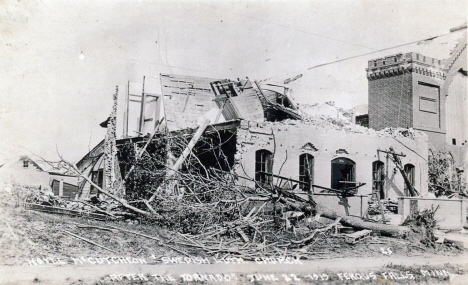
(372, 161, 385, 199)
(404, 164, 415, 196)
(299, 154, 314, 190)
(23, 160, 29, 168)
(331, 158, 356, 190)
(394, 58, 397, 62)
(452, 138, 457, 145)
(90, 169, 104, 195)
(255, 150, 273, 186)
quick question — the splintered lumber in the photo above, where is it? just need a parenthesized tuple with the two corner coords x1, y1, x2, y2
(62, 230, 118, 253)
(236, 226, 250, 242)
(76, 200, 116, 218)
(69, 163, 151, 216)
(69, 222, 118, 233)
(105, 225, 191, 256)
(149, 119, 210, 201)
(291, 217, 342, 244)
(25, 203, 109, 220)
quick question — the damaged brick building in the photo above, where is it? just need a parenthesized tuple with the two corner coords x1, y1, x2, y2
(366, 28, 467, 183)
(77, 73, 429, 216)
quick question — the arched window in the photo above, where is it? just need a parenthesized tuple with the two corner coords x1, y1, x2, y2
(372, 161, 385, 198)
(299, 154, 314, 189)
(404, 164, 415, 196)
(255, 150, 273, 185)
(331, 157, 356, 190)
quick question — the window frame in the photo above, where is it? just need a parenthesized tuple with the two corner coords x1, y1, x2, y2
(404, 164, 415, 196)
(255, 149, 273, 186)
(299, 153, 314, 190)
(372, 161, 385, 198)
(331, 157, 356, 190)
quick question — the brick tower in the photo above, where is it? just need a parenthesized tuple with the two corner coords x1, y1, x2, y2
(367, 52, 447, 149)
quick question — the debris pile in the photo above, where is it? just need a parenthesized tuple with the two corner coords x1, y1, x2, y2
(428, 149, 467, 198)
(401, 207, 438, 248)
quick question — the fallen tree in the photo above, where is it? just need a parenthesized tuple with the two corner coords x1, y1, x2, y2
(269, 186, 410, 237)
(315, 203, 410, 237)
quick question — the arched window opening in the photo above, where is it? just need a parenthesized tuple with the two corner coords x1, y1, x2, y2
(331, 157, 356, 190)
(404, 164, 415, 196)
(299, 154, 314, 190)
(255, 150, 273, 185)
(372, 161, 385, 199)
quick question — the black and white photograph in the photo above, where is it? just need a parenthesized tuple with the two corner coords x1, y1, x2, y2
(0, 0, 467, 284)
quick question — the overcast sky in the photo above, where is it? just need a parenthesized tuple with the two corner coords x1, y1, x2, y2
(0, 0, 466, 164)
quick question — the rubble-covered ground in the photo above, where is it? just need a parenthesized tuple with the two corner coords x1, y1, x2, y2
(1, 193, 467, 284)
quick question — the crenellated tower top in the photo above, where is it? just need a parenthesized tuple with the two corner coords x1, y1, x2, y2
(367, 52, 447, 80)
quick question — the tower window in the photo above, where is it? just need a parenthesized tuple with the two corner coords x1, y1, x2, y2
(452, 138, 457, 145)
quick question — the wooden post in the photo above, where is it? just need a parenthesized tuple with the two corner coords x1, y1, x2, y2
(388, 147, 419, 197)
(124, 81, 130, 138)
(138, 76, 146, 134)
(170, 119, 210, 173)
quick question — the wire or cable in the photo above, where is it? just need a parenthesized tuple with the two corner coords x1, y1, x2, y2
(200, 3, 376, 51)
(261, 32, 455, 82)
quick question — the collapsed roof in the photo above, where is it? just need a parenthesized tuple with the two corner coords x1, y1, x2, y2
(123, 74, 301, 137)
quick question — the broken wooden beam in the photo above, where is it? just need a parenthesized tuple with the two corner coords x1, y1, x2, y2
(62, 230, 118, 253)
(170, 119, 210, 174)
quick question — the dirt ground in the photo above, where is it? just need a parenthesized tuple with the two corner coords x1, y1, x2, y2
(0, 201, 467, 284)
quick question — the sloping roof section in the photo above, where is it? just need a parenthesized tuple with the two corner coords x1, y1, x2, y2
(412, 29, 466, 62)
(19, 156, 44, 171)
(76, 139, 105, 171)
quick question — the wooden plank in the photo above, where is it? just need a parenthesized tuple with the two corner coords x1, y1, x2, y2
(62, 230, 118, 253)
(138, 76, 147, 133)
(25, 203, 109, 220)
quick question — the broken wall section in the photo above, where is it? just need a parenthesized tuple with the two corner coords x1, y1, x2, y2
(234, 119, 429, 200)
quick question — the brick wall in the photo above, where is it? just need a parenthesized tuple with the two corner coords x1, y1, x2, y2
(368, 73, 413, 130)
